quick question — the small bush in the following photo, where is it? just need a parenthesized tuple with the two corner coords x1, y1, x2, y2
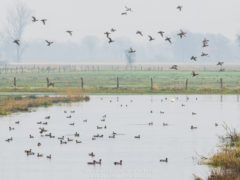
(29, 95, 37, 99)
(14, 96, 23, 100)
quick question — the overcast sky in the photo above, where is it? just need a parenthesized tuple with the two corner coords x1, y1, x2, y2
(0, 0, 240, 43)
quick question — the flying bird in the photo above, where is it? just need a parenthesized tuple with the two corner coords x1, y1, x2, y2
(202, 38, 209, 47)
(125, 6, 133, 12)
(202, 43, 208, 48)
(192, 71, 199, 77)
(203, 38, 209, 44)
(66, 30, 73, 36)
(41, 19, 47, 25)
(128, 48, 136, 53)
(201, 52, 208, 57)
(177, 6, 183, 11)
(190, 56, 197, 61)
(111, 28, 116, 32)
(217, 62, 224, 66)
(158, 31, 164, 38)
(32, 16, 38, 22)
(45, 40, 53, 46)
(121, 12, 127, 15)
(148, 35, 155, 41)
(13, 40, 20, 46)
(170, 65, 178, 70)
(136, 31, 143, 36)
(104, 32, 111, 38)
(108, 37, 114, 43)
(177, 30, 187, 38)
(165, 37, 172, 44)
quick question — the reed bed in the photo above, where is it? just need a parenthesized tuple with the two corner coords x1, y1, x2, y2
(0, 92, 89, 115)
(205, 127, 240, 180)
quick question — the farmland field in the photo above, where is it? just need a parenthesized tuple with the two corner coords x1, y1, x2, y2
(0, 69, 240, 93)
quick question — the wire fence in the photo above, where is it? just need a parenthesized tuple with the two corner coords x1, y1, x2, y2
(1, 75, 240, 90)
(0, 65, 240, 90)
(1, 64, 240, 73)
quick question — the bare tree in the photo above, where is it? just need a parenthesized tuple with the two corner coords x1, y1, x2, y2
(4, 2, 31, 62)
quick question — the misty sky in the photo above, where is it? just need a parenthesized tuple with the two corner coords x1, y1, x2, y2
(0, 0, 240, 43)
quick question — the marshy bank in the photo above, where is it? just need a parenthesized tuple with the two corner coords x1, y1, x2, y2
(0, 93, 89, 115)
(195, 127, 240, 180)
(1, 86, 240, 95)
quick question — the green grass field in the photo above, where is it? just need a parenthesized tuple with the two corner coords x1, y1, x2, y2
(0, 70, 240, 94)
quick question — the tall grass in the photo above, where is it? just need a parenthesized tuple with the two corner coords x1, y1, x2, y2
(205, 126, 240, 179)
(1, 86, 240, 94)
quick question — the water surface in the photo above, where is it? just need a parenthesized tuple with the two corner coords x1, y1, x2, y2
(0, 95, 240, 180)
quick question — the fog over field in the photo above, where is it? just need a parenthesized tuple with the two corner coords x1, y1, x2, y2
(0, 0, 240, 63)
(1, 32, 240, 63)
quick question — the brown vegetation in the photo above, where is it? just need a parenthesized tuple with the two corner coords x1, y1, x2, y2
(205, 126, 240, 180)
(0, 92, 89, 115)
(1, 86, 240, 95)
(207, 169, 240, 180)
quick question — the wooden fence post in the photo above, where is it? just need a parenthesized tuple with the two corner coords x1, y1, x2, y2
(185, 79, 188, 90)
(220, 78, 223, 89)
(46, 77, 49, 88)
(117, 77, 119, 89)
(151, 77, 153, 90)
(14, 77, 16, 88)
(81, 77, 84, 89)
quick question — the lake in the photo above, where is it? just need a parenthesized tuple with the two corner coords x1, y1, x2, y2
(0, 95, 240, 180)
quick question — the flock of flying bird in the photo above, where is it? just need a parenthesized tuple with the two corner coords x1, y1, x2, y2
(13, 16, 73, 47)
(12, 4, 225, 75)
(103, 5, 225, 76)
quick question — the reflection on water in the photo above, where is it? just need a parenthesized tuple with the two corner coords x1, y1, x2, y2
(0, 95, 240, 180)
